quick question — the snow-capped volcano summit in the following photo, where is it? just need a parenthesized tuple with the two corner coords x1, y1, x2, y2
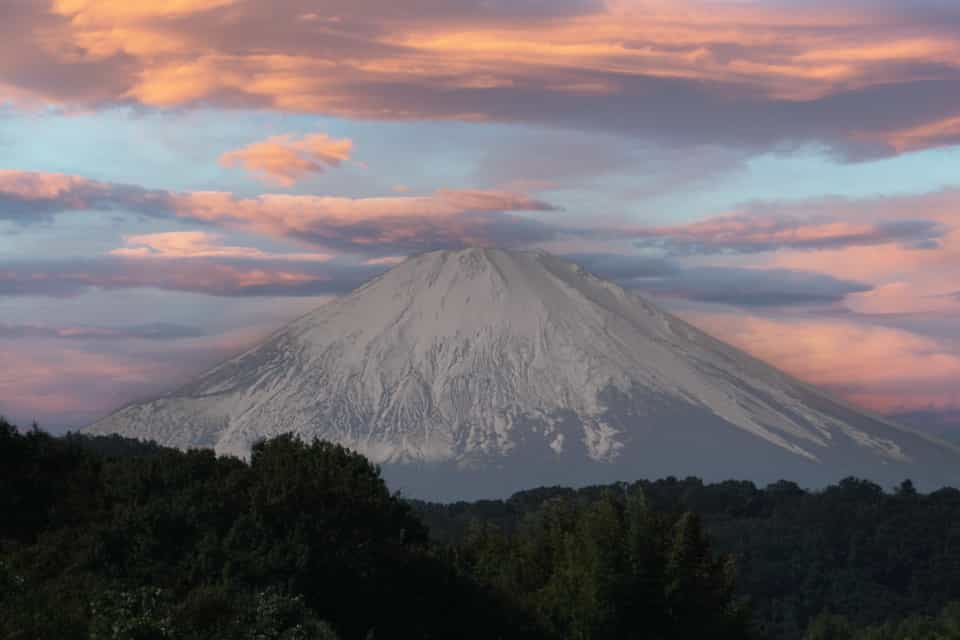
(89, 248, 960, 498)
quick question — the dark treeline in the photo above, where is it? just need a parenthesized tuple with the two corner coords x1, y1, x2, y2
(0, 419, 745, 640)
(1, 421, 535, 639)
(415, 477, 960, 639)
(2, 418, 959, 639)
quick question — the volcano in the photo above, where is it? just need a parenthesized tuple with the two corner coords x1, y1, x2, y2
(89, 248, 960, 499)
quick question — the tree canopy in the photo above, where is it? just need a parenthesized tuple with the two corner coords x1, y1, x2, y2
(2, 418, 958, 639)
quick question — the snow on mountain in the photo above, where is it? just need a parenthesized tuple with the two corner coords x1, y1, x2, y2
(88, 248, 960, 499)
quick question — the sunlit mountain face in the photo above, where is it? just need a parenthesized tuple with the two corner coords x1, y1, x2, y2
(1, 0, 959, 443)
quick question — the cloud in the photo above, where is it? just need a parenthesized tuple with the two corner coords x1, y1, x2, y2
(5, 169, 956, 314)
(0, 170, 171, 222)
(881, 115, 960, 153)
(602, 187, 960, 321)
(0, 322, 206, 340)
(3, 1, 960, 157)
(689, 312, 960, 413)
(716, 190, 960, 322)
(892, 409, 960, 436)
(219, 133, 354, 186)
(0, 245, 872, 309)
(0, 345, 163, 428)
(566, 252, 871, 307)
(473, 132, 750, 197)
(110, 231, 332, 261)
(0, 325, 265, 428)
(0, 255, 388, 298)
(845, 282, 960, 316)
(643, 266, 872, 307)
(0, 169, 560, 253)
(52, 0, 239, 23)
(565, 252, 678, 280)
(631, 215, 946, 255)
(754, 191, 960, 276)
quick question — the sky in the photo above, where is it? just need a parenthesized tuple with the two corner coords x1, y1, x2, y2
(1, 0, 959, 435)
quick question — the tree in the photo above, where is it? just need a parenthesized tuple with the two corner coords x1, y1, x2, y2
(89, 588, 176, 640)
(803, 612, 854, 640)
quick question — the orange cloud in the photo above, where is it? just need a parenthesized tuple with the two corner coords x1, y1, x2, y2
(0, 169, 559, 251)
(689, 312, 960, 413)
(4, 0, 960, 155)
(168, 188, 558, 250)
(219, 133, 354, 186)
(52, 0, 237, 22)
(0, 169, 103, 201)
(47, 0, 238, 58)
(863, 115, 960, 154)
(0, 169, 170, 221)
(110, 231, 332, 261)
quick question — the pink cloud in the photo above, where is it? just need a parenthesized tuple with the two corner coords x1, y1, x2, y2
(620, 188, 960, 319)
(738, 191, 960, 317)
(110, 231, 332, 261)
(688, 312, 960, 414)
(631, 213, 944, 255)
(0, 169, 170, 221)
(0, 326, 264, 427)
(0, 169, 97, 199)
(0, 255, 386, 298)
(0, 169, 112, 214)
(172, 188, 553, 226)
(0, 169, 559, 251)
(846, 282, 960, 316)
(219, 133, 354, 186)
(0, 344, 165, 426)
(0, 321, 203, 340)
(166, 188, 559, 252)
(860, 115, 960, 154)
(86, 260, 324, 296)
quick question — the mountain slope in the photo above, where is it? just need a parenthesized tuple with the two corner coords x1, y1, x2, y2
(88, 248, 960, 499)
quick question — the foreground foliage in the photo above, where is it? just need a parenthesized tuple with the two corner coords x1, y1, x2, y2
(2, 418, 958, 639)
(0, 419, 746, 639)
(417, 477, 960, 639)
(803, 603, 960, 640)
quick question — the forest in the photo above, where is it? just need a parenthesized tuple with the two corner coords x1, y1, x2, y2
(2, 417, 959, 640)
